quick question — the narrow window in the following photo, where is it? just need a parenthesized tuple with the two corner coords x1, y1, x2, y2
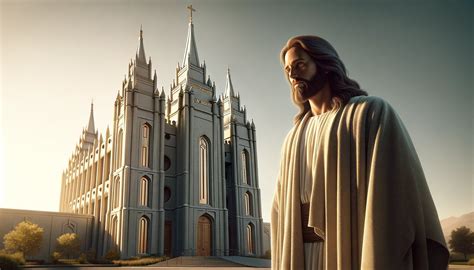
(137, 216, 149, 254)
(141, 146, 148, 167)
(141, 124, 150, 167)
(104, 152, 111, 180)
(247, 224, 254, 254)
(139, 177, 149, 207)
(244, 192, 253, 216)
(116, 129, 123, 168)
(114, 178, 120, 208)
(111, 216, 118, 248)
(241, 150, 250, 185)
(199, 137, 209, 204)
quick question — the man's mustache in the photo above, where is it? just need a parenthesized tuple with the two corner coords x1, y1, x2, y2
(291, 78, 310, 87)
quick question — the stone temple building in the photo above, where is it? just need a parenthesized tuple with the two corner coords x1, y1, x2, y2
(57, 15, 264, 258)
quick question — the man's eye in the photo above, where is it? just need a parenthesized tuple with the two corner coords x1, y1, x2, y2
(297, 62, 305, 68)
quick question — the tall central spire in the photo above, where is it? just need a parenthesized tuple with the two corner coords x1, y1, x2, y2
(87, 101, 95, 134)
(137, 25, 147, 64)
(224, 68, 237, 98)
(182, 6, 200, 67)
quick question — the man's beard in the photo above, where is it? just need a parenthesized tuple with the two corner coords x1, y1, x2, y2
(292, 71, 328, 103)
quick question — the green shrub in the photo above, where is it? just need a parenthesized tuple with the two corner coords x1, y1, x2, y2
(0, 251, 25, 266)
(3, 221, 43, 259)
(88, 258, 112, 264)
(5, 252, 25, 265)
(55, 233, 80, 259)
(469, 258, 474, 265)
(0, 254, 20, 270)
(78, 253, 88, 264)
(104, 249, 120, 261)
(51, 251, 61, 264)
(85, 248, 96, 261)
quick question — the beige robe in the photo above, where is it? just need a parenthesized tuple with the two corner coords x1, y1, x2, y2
(271, 96, 448, 270)
(301, 115, 327, 270)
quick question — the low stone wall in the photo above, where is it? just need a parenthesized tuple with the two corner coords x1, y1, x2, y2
(0, 208, 93, 261)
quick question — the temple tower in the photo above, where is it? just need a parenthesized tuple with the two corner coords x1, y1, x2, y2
(166, 8, 228, 256)
(222, 69, 264, 256)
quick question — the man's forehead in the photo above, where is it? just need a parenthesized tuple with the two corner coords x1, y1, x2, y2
(284, 47, 310, 65)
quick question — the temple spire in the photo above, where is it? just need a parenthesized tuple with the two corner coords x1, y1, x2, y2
(87, 101, 95, 134)
(182, 6, 199, 67)
(137, 25, 146, 63)
(224, 68, 236, 98)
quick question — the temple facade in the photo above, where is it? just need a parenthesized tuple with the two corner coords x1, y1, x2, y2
(58, 15, 264, 259)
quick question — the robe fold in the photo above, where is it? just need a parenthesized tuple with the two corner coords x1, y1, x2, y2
(271, 96, 449, 270)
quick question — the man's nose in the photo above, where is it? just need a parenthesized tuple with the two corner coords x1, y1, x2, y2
(288, 68, 297, 80)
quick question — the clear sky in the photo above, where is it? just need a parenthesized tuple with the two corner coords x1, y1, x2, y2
(1, 0, 472, 222)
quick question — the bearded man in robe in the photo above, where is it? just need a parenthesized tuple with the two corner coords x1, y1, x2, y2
(271, 35, 449, 270)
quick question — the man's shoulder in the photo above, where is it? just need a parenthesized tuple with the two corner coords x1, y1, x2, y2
(344, 96, 402, 127)
(347, 95, 389, 107)
(344, 95, 395, 114)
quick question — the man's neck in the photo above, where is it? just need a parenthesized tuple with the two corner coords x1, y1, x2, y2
(308, 83, 333, 115)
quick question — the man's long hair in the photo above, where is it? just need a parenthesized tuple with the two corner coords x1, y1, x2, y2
(280, 36, 368, 123)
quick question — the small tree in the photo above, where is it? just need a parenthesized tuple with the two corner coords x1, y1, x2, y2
(56, 233, 80, 259)
(3, 221, 43, 258)
(449, 226, 474, 260)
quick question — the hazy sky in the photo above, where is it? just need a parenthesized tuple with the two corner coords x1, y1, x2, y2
(1, 0, 472, 222)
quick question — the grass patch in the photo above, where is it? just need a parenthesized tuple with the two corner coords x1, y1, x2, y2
(450, 252, 474, 263)
(0, 254, 21, 270)
(113, 256, 168, 266)
(56, 259, 81, 265)
(450, 261, 469, 265)
(468, 258, 474, 265)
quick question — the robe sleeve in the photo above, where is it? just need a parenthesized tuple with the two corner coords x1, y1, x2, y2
(360, 97, 449, 269)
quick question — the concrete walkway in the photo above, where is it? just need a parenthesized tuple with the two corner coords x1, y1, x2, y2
(219, 256, 271, 268)
(151, 256, 241, 267)
(449, 265, 474, 270)
(151, 256, 270, 268)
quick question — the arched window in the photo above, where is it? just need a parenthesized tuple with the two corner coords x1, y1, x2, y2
(244, 191, 253, 216)
(139, 177, 149, 207)
(137, 216, 149, 254)
(141, 124, 151, 167)
(241, 150, 250, 185)
(199, 137, 209, 204)
(111, 216, 118, 248)
(114, 178, 121, 208)
(116, 129, 123, 169)
(246, 223, 254, 255)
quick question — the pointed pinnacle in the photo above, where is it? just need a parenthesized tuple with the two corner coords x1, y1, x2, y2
(224, 67, 236, 98)
(136, 26, 146, 63)
(182, 19, 199, 66)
